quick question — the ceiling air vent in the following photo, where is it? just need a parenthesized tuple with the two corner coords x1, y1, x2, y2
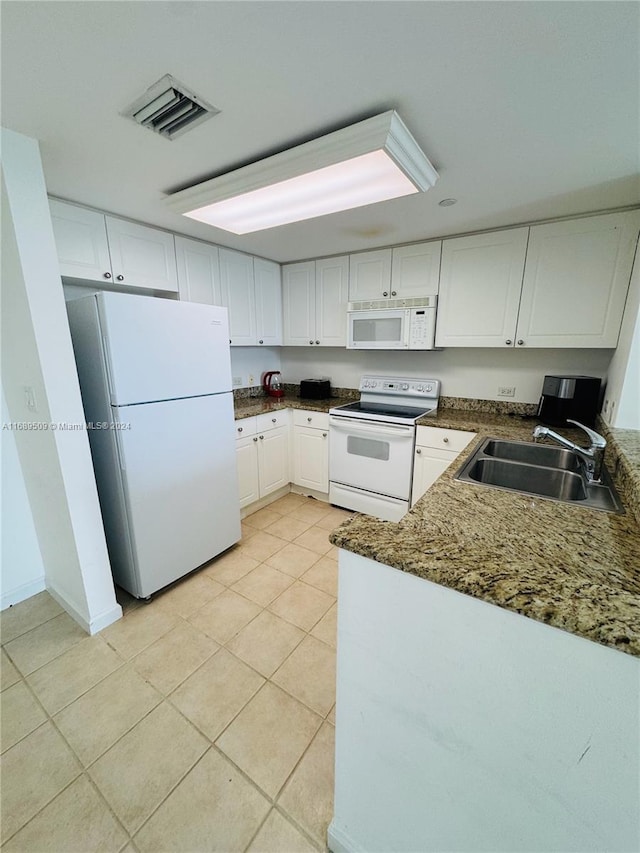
(123, 75, 220, 140)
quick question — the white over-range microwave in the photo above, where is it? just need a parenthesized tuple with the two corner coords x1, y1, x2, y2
(347, 296, 438, 350)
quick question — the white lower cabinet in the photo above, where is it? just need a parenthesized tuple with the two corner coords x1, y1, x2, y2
(234, 413, 290, 509)
(411, 426, 476, 505)
(292, 410, 330, 493)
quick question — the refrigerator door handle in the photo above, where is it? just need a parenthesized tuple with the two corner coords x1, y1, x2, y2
(102, 336, 117, 405)
(113, 421, 126, 471)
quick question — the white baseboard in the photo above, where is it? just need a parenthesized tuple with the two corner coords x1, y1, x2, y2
(240, 485, 291, 518)
(46, 582, 122, 635)
(327, 820, 362, 853)
(1, 575, 46, 610)
(290, 484, 330, 502)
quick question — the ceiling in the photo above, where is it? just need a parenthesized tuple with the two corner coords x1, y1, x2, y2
(2, 1, 638, 263)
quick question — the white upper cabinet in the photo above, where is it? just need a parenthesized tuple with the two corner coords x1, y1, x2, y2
(435, 228, 530, 347)
(175, 236, 221, 305)
(283, 262, 315, 346)
(349, 242, 441, 302)
(49, 199, 178, 292)
(178, 244, 282, 347)
(283, 256, 349, 346)
(254, 258, 283, 347)
(105, 217, 178, 292)
(348, 249, 392, 300)
(219, 248, 256, 346)
(435, 212, 640, 348)
(315, 256, 349, 345)
(390, 242, 442, 297)
(218, 250, 283, 347)
(50, 200, 112, 282)
(516, 211, 640, 348)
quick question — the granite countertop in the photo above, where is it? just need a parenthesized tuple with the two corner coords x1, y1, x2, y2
(233, 394, 354, 419)
(233, 394, 640, 657)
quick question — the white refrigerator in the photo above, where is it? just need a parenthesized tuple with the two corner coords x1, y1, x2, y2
(67, 291, 241, 598)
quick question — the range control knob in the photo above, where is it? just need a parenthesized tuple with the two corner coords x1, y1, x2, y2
(402, 383, 409, 390)
(425, 384, 432, 393)
(417, 385, 424, 392)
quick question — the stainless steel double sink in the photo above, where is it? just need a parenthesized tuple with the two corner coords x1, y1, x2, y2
(455, 438, 624, 513)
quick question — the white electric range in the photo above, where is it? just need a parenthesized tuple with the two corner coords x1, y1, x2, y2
(329, 375, 440, 521)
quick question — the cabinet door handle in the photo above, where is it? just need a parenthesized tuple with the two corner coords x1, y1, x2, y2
(259, 340, 264, 344)
(103, 272, 112, 279)
(315, 340, 320, 345)
(517, 339, 524, 346)
(116, 275, 124, 281)
(259, 435, 264, 440)
(391, 290, 397, 296)
(271, 418, 276, 423)
(309, 340, 314, 345)
(383, 291, 389, 297)
(307, 417, 312, 422)
(322, 432, 327, 438)
(237, 427, 243, 433)
(505, 339, 512, 345)
(253, 437, 258, 442)
(416, 448, 422, 454)
(443, 437, 449, 443)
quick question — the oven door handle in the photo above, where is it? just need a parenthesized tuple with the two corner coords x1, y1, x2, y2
(329, 417, 415, 439)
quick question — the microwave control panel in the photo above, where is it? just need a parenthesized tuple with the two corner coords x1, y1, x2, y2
(408, 309, 429, 347)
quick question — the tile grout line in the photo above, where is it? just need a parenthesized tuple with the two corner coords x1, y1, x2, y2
(1, 670, 135, 848)
(0, 603, 66, 648)
(1, 496, 341, 850)
(129, 744, 217, 844)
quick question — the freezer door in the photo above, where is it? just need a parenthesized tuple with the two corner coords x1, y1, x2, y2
(97, 291, 231, 405)
(114, 392, 240, 597)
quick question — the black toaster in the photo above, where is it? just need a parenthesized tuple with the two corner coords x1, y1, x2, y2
(300, 379, 331, 399)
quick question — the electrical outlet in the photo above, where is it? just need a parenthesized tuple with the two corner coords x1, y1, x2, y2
(498, 386, 516, 398)
(248, 374, 255, 386)
(232, 376, 242, 387)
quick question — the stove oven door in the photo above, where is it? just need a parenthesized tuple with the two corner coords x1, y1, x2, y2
(329, 416, 415, 500)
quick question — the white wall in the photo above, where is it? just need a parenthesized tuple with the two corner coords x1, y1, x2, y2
(1, 127, 121, 633)
(602, 250, 640, 428)
(331, 551, 640, 853)
(1, 390, 46, 608)
(281, 346, 612, 402)
(615, 309, 640, 427)
(230, 346, 281, 389)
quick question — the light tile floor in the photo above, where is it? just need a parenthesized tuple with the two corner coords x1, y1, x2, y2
(0, 495, 351, 852)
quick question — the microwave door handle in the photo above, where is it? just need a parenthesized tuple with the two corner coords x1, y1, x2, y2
(329, 418, 414, 439)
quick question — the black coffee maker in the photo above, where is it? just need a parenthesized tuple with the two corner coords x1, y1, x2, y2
(537, 375, 601, 427)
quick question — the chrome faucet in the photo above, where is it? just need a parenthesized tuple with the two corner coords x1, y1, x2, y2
(532, 419, 606, 483)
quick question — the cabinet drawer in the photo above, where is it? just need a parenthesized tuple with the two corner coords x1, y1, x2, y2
(416, 426, 476, 453)
(235, 417, 257, 438)
(257, 410, 290, 432)
(292, 409, 330, 430)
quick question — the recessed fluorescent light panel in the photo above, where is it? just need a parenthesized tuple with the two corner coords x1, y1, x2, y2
(166, 111, 438, 234)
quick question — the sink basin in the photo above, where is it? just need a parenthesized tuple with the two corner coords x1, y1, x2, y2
(455, 438, 624, 513)
(467, 458, 586, 500)
(482, 439, 580, 472)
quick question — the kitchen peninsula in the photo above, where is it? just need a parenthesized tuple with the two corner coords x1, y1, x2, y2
(235, 388, 639, 852)
(324, 407, 639, 853)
